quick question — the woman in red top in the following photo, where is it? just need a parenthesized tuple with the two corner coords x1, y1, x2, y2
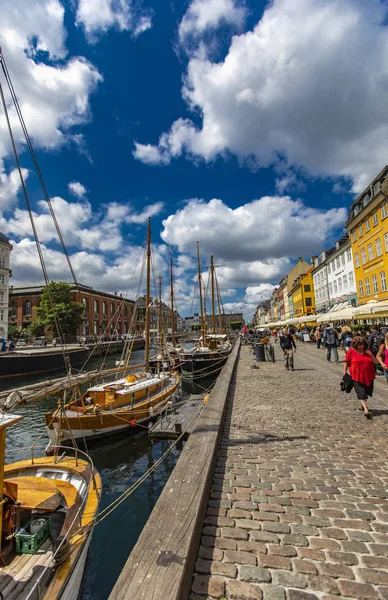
(344, 336, 376, 419)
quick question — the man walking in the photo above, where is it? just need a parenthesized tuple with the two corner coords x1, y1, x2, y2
(280, 328, 297, 371)
(323, 323, 339, 363)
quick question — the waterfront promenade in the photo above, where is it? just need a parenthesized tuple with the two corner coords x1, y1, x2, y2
(190, 342, 388, 600)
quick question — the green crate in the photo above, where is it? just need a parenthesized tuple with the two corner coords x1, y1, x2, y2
(15, 517, 51, 554)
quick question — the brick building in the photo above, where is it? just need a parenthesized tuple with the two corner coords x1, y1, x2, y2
(9, 283, 135, 339)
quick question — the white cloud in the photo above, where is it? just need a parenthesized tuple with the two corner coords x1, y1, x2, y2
(68, 181, 87, 199)
(76, 0, 152, 41)
(0, 164, 28, 215)
(135, 0, 388, 192)
(179, 0, 246, 42)
(161, 196, 346, 268)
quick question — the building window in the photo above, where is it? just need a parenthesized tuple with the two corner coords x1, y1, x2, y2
(333, 281, 338, 294)
(0, 291, 3, 303)
(94, 321, 97, 335)
(365, 278, 371, 296)
(358, 224, 363, 238)
(376, 238, 382, 257)
(336, 258, 340, 269)
(349, 271, 354, 286)
(0, 256, 4, 268)
(355, 253, 360, 268)
(372, 211, 379, 226)
(0, 310, 4, 321)
(327, 263, 331, 274)
(93, 300, 98, 313)
(382, 202, 387, 220)
(352, 229, 357, 242)
(23, 301, 32, 316)
(0, 274, 5, 285)
(359, 280, 364, 298)
(338, 278, 342, 292)
(341, 254, 345, 266)
(364, 218, 370, 233)
(380, 271, 387, 292)
(343, 274, 347, 288)
(361, 248, 367, 265)
(346, 249, 352, 262)
(102, 301, 107, 315)
(304, 285, 311, 292)
(329, 282, 333, 295)
(306, 298, 312, 307)
(372, 274, 378, 294)
(368, 243, 374, 261)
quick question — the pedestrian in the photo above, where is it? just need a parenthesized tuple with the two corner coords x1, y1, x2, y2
(280, 327, 296, 371)
(288, 325, 295, 336)
(344, 336, 377, 419)
(323, 323, 339, 363)
(340, 326, 353, 354)
(367, 325, 385, 357)
(314, 327, 322, 349)
(376, 331, 388, 384)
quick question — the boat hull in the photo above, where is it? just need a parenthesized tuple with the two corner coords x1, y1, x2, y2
(181, 351, 230, 378)
(0, 348, 89, 380)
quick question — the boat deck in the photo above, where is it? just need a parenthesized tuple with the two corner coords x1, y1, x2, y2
(0, 539, 54, 600)
(148, 394, 205, 439)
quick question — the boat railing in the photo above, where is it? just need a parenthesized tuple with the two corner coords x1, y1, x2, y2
(6, 444, 100, 600)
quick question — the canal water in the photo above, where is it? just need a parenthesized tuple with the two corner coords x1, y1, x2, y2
(2, 348, 217, 599)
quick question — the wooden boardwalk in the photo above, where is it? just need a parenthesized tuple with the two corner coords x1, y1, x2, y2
(148, 394, 205, 439)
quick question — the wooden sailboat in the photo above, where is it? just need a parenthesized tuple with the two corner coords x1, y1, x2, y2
(45, 219, 181, 450)
(0, 413, 101, 599)
(181, 247, 232, 378)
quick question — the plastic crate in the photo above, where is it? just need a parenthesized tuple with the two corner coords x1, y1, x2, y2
(15, 517, 51, 554)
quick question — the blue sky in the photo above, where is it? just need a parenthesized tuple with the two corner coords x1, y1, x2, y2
(1, 0, 388, 320)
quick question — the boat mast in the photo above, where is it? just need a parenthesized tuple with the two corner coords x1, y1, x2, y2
(158, 275, 163, 348)
(145, 218, 151, 370)
(211, 254, 216, 334)
(197, 242, 206, 347)
(170, 250, 176, 346)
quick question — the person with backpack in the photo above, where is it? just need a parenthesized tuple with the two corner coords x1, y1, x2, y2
(280, 328, 296, 370)
(340, 326, 353, 353)
(323, 323, 339, 363)
(368, 326, 385, 357)
(376, 331, 388, 383)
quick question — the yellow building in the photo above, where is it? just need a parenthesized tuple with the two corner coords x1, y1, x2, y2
(346, 166, 388, 305)
(290, 268, 316, 317)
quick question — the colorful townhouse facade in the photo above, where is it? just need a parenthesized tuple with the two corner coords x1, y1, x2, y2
(346, 165, 388, 305)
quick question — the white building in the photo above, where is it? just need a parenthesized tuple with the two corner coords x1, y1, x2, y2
(327, 236, 357, 306)
(0, 232, 13, 340)
(312, 250, 334, 312)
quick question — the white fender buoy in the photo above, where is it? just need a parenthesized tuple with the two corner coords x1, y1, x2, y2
(5, 390, 23, 410)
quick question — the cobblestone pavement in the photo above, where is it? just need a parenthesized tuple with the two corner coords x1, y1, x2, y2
(190, 342, 388, 600)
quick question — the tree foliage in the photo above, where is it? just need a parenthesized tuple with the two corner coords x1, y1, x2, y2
(229, 321, 243, 330)
(36, 282, 84, 338)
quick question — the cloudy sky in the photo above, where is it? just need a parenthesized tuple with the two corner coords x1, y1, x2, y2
(1, 0, 388, 320)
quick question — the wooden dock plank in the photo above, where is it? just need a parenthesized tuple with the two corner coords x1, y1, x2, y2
(149, 394, 205, 439)
(109, 340, 240, 600)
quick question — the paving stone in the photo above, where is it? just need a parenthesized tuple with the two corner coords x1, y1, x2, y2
(327, 551, 358, 565)
(224, 549, 257, 565)
(369, 543, 388, 556)
(252, 510, 279, 522)
(361, 555, 388, 569)
(338, 580, 378, 599)
(258, 553, 291, 570)
(297, 548, 325, 561)
(261, 584, 286, 600)
(240, 565, 272, 583)
(191, 575, 225, 598)
(221, 527, 248, 540)
(341, 540, 368, 553)
(228, 508, 252, 519)
(281, 534, 309, 547)
(293, 559, 318, 575)
(227, 580, 263, 600)
(291, 524, 319, 536)
(262, 521, 291, 534)
(238, 540, 267, 554)
(288, 591, 320, 600)
(310, 538, 341, 550)
(358, 568, 388, 586)
(307, 575, 340, 596)
(318, 561, 354, 579)
(272, 570, 307, 588)
(268, 544, 297, 557)
(198, 545, 223, 561)
(251, 530, 280, 543)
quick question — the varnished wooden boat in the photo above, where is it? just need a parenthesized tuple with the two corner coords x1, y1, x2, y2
(45, 371, 181, 450)
(0, 414, 102, 600)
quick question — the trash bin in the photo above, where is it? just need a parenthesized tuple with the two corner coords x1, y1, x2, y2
(254, 343, 265, 362)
